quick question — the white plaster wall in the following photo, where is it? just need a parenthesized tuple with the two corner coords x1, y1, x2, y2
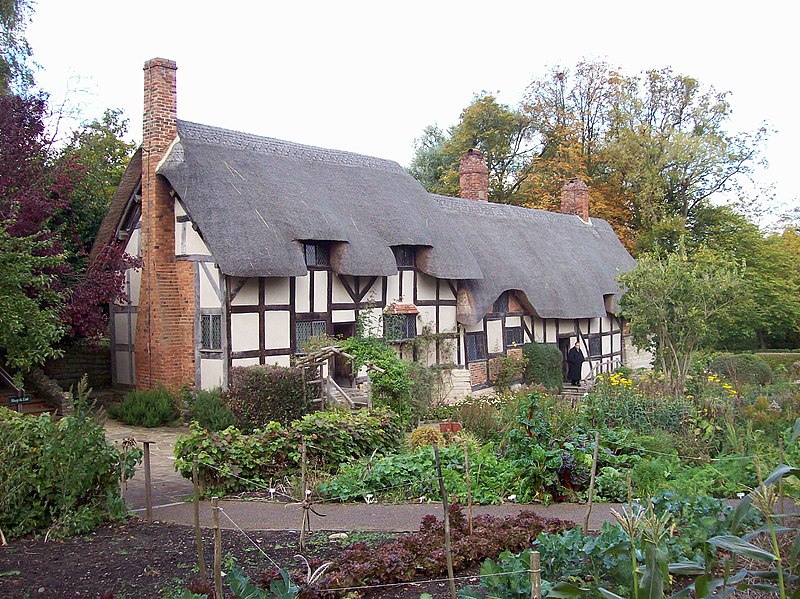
(464, 321, 483, 333)
(362, 307, 383, 336)
(612, 333, 621, 353)
(545, 320, 556, 343)
(114, 314, 129, 344)
(602, 335, 612, 355)
(417, 306, 436, 329)
(439, 306, 457, 331)
(295, 275, 310, 313)
(199, 265, 222, 308)
(401, 271, 414, 301)
(116, 351, 132, 384)
(332, 275, 352, 303)
(128, 269, 141, 306)
(332, 309, 356, 323)
(266, 355, 291, 367)
(184, 224, 211, 256)
(175, 200, 186, 217)
(200, 359, 224, 390)
(602, 316, 611, 332)
(126, 228, 141, 258)
(505, 316, 521, 328)
(265, 311, 291, 350)
(362, 278, 382, 303)
(439, 280, 455, 301)
(233, 357, 260, 368)
(231, 278, 259, 306)
(313, 271, 328, 312)
(487, 319, 503, 354)
(416, 273, 437, 301)
(385, 274, 400, 304)
(265, 277, 290, 305)
(231, 313, 260, 352)
(559, 319, 575, 334)
(590, 318, 601, 334)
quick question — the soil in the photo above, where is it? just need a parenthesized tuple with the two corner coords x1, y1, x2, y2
(0, 518, 480, 599)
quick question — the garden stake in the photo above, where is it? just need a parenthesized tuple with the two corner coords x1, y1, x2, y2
(211, 497, 222, 599)
(463, 443, 473, 535)
(530, 550, 541, 599)
(433, 443, 457, 599)
(193, 456, 206, 581)
(779, 438, 785, 514)
(584, 430, 600, 532)
(142, 440, 154, 522)
(299, 441, 309, 551)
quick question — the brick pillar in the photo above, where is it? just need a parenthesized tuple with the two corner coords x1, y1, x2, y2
(135, 58, 195, 390)
(561, 178, 590, 222)
(459, 149, 489, 201)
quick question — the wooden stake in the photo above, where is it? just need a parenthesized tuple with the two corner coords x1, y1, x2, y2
(530, 550, 541, 599)
(434, 443, 457, 599)
(584, 430, 600, 532)
(142, 441, 154, 522)
(211, 497, 222, 599)
(463, 444, 473, 536)
(299, 441, 309, 551)
(779, 438, 785, 515)
(193, 456, 206, 581)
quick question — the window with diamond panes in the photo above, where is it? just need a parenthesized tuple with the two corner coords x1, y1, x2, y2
(384, 314, 416, 341)
(303, 242, 329, 267)
(493, 292, 509, 313)
(588, 336, 602, 357)
(466, 332, 487, 362)
(392, 246, 415, 268)
(505, 327, 523, 348)
(295, 320, 327, 353)
(201, 314, 222, 350)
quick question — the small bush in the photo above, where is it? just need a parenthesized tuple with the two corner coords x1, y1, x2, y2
(225, 365, 310, 430)
(453, 395, 505, 442)
(710, 353, 773, 387)
(522, 343, 563, 390)
(409, 425, 445, 449)
(185, 387, 235, 432)
(493, 354, 526, 391)
(108, 387, 178, 427)
(0, 386, 132, 539)
(406, 361, 435, 422)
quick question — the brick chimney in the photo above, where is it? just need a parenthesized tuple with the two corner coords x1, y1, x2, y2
(135, 58, 196, 390)
(459, 149, 489, 201)
(561, 178, 590, 222)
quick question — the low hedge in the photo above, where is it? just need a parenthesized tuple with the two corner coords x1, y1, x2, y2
(225, 365, 311, 430)
(522, 343, 563, 390)
(108, 387, 178, 427)
(174, 407, 402, 495)
(710, 353, 773, 387)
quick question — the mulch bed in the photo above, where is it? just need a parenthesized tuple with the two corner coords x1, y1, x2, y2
(0, 518, 480, 598)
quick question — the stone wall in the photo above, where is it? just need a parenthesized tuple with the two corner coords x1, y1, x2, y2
(622, 334, 653, 370)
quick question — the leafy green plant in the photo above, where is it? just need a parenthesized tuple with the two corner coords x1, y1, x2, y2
(457, 549, 551, 598)
(409, 425, 445, 449)
(710, 353, 773, 388)
(183, 387, 235, 432)
(108, 387, 178, 427)
(521, 342, 563, 390)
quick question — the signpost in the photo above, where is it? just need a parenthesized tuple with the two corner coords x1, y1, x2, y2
(8, 394, 31, 412)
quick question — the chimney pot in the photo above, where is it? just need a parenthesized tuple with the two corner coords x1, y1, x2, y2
(459, 148, 489, 201)
(561, 178, 590, 222)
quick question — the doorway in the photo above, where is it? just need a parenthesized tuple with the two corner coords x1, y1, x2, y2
(558, 337, 571, 382)
(332, 322, 355, 387)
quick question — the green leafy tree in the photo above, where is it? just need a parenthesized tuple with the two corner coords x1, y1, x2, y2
(0, 0, 34, 93)
(619, 246, 745, 394)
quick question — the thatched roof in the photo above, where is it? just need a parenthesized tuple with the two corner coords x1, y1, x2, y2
(95, 121, 635, 324)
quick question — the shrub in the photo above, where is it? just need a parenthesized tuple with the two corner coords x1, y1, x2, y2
(0, 388, 132, 539)
(108, 387, 178, 427)
(184, 387, 235, 432)
(225, 365, 310, 430)
(409, 425, 445, 449)
(493, 354, 526, 391)
(521, 343, 563, 390)
(406, 360, 435, 423)
(453, 395, 505, 442)
(710, 353, 773, 387)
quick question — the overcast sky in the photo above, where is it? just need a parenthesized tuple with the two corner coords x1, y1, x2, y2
(26, 1, 798, 218)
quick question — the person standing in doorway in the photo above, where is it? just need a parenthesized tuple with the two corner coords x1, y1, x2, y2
(567, 341, 584, 386)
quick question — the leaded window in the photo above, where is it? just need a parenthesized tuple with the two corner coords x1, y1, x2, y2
(505, 327, 523, 348)
(392, 246, 415, 268)
(201, 314, 222, 350)
(466, 332, 488, 362)
(295, 319, 327, 353)
(303, 242, 329, 267)
(384, 314, 417, 341)
(493, 292, 509, 314)
(588, 336, 602, 357)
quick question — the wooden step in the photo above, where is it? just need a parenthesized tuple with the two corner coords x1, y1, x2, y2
(8, 400, 57, 416)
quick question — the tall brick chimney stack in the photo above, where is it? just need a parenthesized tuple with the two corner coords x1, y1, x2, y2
(135, 58, 195, 390)
(459, 149, 489, 201)
(561, 178, 590, 222)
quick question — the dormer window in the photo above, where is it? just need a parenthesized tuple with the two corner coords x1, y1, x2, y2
(493, 292, 509, 314)
(392, 246, 415, 269)
(303, 242, 329, 268)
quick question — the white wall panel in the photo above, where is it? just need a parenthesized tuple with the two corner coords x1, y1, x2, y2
(545, 320, 556, 343)
(313, 271, 328, 312)
(559, 319, 575, 334)
(385, 274, 400, 303)
(439, 306, 457, 331)
(266, 355, 291, 367)
(439, 280, 456, 301)
(401, 271, 414, 302)
(265, 277, 290, 305)
(603, 335, 612, 355)
(232, 357, 260, 368)
(115, 351, 133, 385)
(332, 309, 356, 323)
(417, 306, 436, 328)
(363, 278, 383, 304)
(332, 276, 352, 303)
(612, 333, 621, 353)
(231, 313, 260, 352)
(487, 319, 503, 354)
(416, 273, 437, 301)
(505, 316, 521, 328)
(200, 359, 224, 390)
(294, 275, 310, 313)
(114, 314, 129, 344)
(265, 311, 291, 350)
(199, 265, 222, 308)
(231, 278, 259, 306)
(464, 321, 483, 333)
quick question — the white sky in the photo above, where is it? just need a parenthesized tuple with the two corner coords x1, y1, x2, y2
(26, 1, 799, 218)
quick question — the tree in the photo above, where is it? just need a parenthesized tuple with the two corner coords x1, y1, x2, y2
(409, 93, 535, 204)
(619, 246, 745, 395)
(0, 0, 34, 93)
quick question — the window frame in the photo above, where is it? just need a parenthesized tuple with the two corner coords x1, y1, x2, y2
(383, 313, 417, 342)
(588, 336, 602, 358)
(200, 312, 222, 351)
(465, 331, 488, 362)
(493, 292, 509, 314)
(303, 242, 330, 268)
(391, 245, 416, 269)
(295, 319, 328, 354)
(505, 327, 523, 349)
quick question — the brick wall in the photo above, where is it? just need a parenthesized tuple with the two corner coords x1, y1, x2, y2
(561, 178, 589, 222)
(43, 345, 111, 391)
(135, 58, 195, 390)
(459, 149, 489, 201)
